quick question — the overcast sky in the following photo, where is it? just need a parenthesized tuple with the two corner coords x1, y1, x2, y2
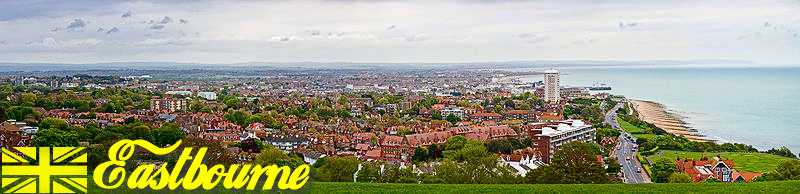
(0, 0, 798, 64)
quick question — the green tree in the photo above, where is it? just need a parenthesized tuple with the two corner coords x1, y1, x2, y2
(254, 146, 304, 168)
(526, 141, 610, 184)
(150, 123, 185, 146)
(650, 158, 677, 183)
(486, 139, 514, 154)
(413, 146, 429, 162)
(765, 146, 797, 159)
(39, 117, 70, 130)
(445, 113, 460, 124)
(762, 160, 800, 181)
(668, 173, 693, 183)
(356, 161, 381, 183)
(316, 156, 361, 182)
(32, 129, 79, 147)
(431, 111, 442, 120)
(606, 157, 622, 174)
(224, 110, 249, 126)
(444, 135, 467, 151)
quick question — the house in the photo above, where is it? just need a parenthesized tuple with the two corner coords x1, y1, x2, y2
(471, 112, 503, 123)
(675, 156, 762, 183)
(504, 110, 534, 121)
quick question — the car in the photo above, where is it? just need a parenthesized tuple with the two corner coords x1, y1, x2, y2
(636, 168, 642, 173)
(625, 157, 631, 161)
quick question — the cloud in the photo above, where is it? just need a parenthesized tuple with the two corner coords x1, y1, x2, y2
(159, 16, 173, 24)
(404, 34, 428, 42)
(619, 21, 639, 29)
(122, 11, 132, 18)
(307, 30, 321, 36)
(179, 19, 188, 24)
(37, 37, 101, 48)
(65, 18, 87, 31)
(149, 24, 165, 30)
(514, 33, 548, 43)
(269, 35, 303, 42)
(136, 38, 191, 46)
(106, 27, 119, 34)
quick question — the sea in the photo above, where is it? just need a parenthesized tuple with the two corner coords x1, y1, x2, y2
(518, 65, 800, 153)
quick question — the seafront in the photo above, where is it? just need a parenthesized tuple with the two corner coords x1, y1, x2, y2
(629, 99, 709, 142)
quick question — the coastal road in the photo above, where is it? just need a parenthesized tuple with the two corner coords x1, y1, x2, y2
(605, 100, 651, 184)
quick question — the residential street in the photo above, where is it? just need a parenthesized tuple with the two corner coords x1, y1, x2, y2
(606, 100, 651, 184)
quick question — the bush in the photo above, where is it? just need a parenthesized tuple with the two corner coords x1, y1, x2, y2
(668, 173, 692, 183)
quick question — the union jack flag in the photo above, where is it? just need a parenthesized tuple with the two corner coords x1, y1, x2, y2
(1, 147, 87, 193)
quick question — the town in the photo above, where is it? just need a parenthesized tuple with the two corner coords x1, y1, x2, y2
(0, 67, 797, 186)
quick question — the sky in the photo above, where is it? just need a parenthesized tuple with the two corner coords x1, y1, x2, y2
(0, 0, 798, 64)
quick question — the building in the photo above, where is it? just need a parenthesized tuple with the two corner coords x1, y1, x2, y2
(561, 87, 590, 99)
(543, 69, 560, 103)
(675, 156, 762, 183)
(150, 98, 187, 113)
(197, 92, 217, 100)
(528, 120, 595, 163)
(440, 106, 465, 119)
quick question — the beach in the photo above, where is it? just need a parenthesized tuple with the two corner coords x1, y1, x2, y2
(629, 99, 709, 142)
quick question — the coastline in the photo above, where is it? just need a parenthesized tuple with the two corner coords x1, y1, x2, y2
(629, 99, 711, 142)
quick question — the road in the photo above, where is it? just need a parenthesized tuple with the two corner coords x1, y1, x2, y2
(605, 100, 651, 184)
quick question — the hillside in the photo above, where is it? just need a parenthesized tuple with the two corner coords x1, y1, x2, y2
(647, 150, 796, 173)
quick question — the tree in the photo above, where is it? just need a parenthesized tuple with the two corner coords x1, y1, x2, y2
(316, 156, 361, 182)
(413, 146, 429, 162)
(446, 140, 490, 162)
(486, 139, 514, 154)
(428, 144, 441, 159)
(255, 146, 304, 168)
(356, 161, 381, 183)
(39, 117, 70, 130)
(606, 157, 622, 174)
(526, 141, 610, 184)
(431, 111, 442, 120)
(650, 158, 676, 183)
(765, 146, 797, 159)
(444, 135, 467, 151)
(238, 138, 267, 153)
(668, 173, 692, 183)
(224, 110, 249, 126)
(150, 123, 185, 146)
(32, 129, 79, 147)
(445, 113, 460, 124)
(762, 160, 800, 181)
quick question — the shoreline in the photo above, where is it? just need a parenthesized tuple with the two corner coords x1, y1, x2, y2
(629, 99, 711, 142)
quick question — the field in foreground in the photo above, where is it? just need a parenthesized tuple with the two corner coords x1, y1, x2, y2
(19, 180, 799, 193)
(310, 181, 800, 193)
(648, 150, 796, 173)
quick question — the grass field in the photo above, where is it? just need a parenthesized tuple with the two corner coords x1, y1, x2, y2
(34, 180, 800, 193)
(647, 150, 796, 173)
(618, 117, 645, 134)
(310, 181, 800, 193)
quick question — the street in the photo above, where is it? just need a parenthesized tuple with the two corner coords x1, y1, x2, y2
(606, 100, 651, 184)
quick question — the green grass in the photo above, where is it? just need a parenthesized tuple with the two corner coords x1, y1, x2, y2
(44, 180, 800, 193)
(647, 150, 797, 173)
(310, 181, 800, 193)
(633, 133, 658, 141)
(618, 117, 645, 134)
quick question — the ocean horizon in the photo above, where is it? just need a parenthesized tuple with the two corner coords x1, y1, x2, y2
(519, 65, 800, 153)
